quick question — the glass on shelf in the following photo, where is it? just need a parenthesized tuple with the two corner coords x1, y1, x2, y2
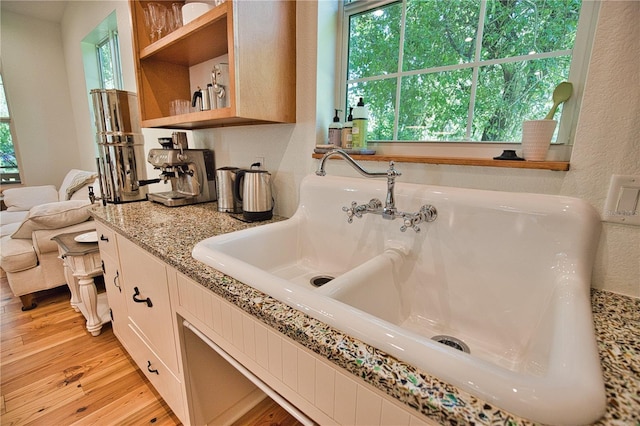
(170, 99, 191, 116)
(147, 2, 167, 43)
(169, 3, 183, 32)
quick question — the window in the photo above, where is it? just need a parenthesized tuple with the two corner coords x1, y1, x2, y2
(96, 30, 123, 90)
(82, 11, 123, 141)
(341, 0, 595, 145)
(82, 11, 123, 92)
(0, 73, 21, 184)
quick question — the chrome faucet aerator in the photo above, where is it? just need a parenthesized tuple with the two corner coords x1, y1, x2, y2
(316, 149, 437, 232)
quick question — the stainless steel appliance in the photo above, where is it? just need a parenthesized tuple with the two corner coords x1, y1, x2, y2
(92, 89, 150, 204)
(215, 167, 242, 213)
(147, 147, 217, 207)
(233, 166, 273, 221)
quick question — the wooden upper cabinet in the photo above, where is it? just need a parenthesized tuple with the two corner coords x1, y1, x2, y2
(129, 0, 296, 129)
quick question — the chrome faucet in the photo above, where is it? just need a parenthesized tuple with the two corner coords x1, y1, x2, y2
(315, 149, 437, 232)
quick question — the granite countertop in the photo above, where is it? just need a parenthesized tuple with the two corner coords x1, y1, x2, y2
(91, 201, 639, 425)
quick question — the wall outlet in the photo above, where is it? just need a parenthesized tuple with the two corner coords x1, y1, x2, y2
(254, 156, 265, 169)
(603, 174, 640, 225)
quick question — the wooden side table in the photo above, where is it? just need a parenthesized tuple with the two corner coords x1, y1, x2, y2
(52, 231, 110, 336)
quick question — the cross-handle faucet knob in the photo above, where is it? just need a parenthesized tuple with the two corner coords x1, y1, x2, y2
(342, 202, 359, 223)
(342, 199, 383, 223)
(400, 216, 418, 233)
(400, 214, 422, 232)
(399, 204, 438, 232)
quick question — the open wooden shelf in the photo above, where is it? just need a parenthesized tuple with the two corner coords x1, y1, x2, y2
(311, 153, 570, 171)
(130, 0, 296, 129)
(138, 3, 229, 66)
(141, 109, 279, 130)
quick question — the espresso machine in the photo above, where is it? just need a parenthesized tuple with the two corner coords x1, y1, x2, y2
(147, 138, 217, 207)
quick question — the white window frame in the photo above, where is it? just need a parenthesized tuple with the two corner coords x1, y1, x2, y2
(337, 0, 600, 159)
(0, 69, 23, 185)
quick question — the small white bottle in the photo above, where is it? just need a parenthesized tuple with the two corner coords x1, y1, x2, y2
(351, 97, 368, 150)
(328, 109, 342, 147)
(341, 107, 353, 149)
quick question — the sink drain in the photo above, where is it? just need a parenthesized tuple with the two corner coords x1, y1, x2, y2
(310, 275, 334, 287)
(431, 335, 470, 354)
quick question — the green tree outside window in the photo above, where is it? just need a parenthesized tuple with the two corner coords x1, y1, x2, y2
(345, 0, 582, 143)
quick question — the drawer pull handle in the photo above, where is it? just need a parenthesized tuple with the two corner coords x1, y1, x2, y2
(147, 361, 159, 375)
(113, 270, 121, 293)
(100, 234, 109, 242)
(132, 287, 153, 307)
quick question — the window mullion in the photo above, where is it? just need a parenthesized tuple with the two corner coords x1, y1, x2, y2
(393, 0, 407, 141)
(110, 31, 123, 89)
(340, 2, 350, 115)
(466, 0, 487, 140)
(96, 42, 105, 89)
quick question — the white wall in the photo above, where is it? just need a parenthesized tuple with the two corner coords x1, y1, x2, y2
(565, 0, 639, 297)
(4, 1, 638, 297)
(1, 10, 80, 187)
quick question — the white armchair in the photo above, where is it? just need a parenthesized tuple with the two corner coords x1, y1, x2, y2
(0, 170, 99, 310)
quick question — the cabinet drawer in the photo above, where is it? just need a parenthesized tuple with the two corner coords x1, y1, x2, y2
(127, 323, 185, 422)
(117, 235, 179, 374)
(95, 222, 118, 259)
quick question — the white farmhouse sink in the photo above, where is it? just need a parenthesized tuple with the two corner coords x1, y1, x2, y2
(193, 174, 606, 425)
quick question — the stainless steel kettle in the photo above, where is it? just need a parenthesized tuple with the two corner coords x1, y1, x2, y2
(215, 167, 241, 213)
(233, 165, 273, 221)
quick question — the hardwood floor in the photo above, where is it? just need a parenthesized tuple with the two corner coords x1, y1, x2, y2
(0, 276, 180, 425)
(0, 276, 303, 426)
(231, 397, 303, 426)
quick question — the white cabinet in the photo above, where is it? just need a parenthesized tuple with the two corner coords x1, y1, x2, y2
(118, 235, 180, 374)
(96, 226, 186, 423)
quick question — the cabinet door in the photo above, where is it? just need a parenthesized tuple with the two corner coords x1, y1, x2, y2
(117, 235, 180, 374)
(95, 223, 128, 339)
(96, 221, 118, 259)
(100, 250, 128, 338)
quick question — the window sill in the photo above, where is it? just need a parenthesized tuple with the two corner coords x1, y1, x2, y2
(311, 153, 570, 171)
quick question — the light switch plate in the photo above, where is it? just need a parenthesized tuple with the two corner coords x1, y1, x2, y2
(603, 174, 640, 225)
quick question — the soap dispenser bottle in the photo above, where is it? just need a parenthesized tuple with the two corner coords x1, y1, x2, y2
(351, 97, 368, 150)
(342, 107, 353, 149)
(328, 109, 342, 147)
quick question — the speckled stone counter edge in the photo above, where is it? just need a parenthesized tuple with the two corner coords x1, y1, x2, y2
(90, 201, 639, 426)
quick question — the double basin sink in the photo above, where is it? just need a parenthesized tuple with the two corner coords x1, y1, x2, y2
(193, 174, 606, 425)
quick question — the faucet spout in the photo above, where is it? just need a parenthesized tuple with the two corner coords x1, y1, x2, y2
(316, 149, 387, 178)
